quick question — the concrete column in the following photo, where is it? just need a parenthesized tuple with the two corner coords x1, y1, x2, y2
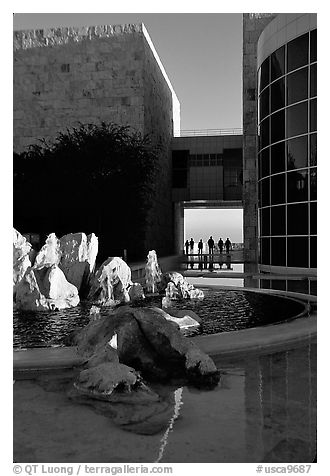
(173, 202, 184, 255)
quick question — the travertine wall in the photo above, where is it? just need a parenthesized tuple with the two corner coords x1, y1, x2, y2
(242, 14, 276, 266)
(13, 23, 179, 257)
(13, 25, 147, 152)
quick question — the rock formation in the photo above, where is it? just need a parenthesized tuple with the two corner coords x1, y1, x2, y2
(59, 232, 98, 294)
(13, 229, 32, 295)
(33, 233, 61, 269)
(145, 250, 162, 293)
(87, 256, 134, 306)
(72, 306, 220, 388)
(160, 271, 204, 300)
(15, 264, 79, 311)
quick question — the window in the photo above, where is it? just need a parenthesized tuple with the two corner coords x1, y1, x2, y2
(259, 57, 270, 91)
(287, 203, 308, 235)
(261, 207, 270, 236)
(271, 109, 285, 143)
(259, 87, 270, 120)
(271, 237, 286, 266)
(310, 236, 317, 268)
(287, 33, 309, 72)
(286, 102, 308, 138)
(271, 46, 285, 81)
(271, 173, 285, 205)
(271, 78, 285, 112)
(287, 67, 308, 105)
(310, 167, 317, 200)
(310, 134, 317, 166)
(260, 117, 270, 149)
(310, 63, 317, 98)
(310, 29, 317, 63)
(271, 205, 286, 236)
(310, 202, 317, 235)
(261, 238, 270, 265)
(261, 178, 270, 207)
(271, 141, 286, 174)
(287, 237, 309, 267)
(259, 148, 270, 178)
(310, 99, 317, 132)
(287, 169, 308, 203)
(287, 136, 308, 170)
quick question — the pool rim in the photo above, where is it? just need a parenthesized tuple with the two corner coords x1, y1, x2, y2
(13, 285, 316, 374)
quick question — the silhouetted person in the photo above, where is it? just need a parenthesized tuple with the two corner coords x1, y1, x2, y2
(185, 240, 189, 255)
(198, 239, 203, 255)
(225, 237, 232, 254)
(208, 236, 215, 255)
(189, 238, 194, 252)
(218, 237, 224, 254)
(226, 253, 232, 270)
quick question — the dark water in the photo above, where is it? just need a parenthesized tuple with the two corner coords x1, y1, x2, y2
(13, 289, 307, 349)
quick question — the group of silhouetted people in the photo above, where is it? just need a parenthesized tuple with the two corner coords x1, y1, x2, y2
(185, 236, 232, 255)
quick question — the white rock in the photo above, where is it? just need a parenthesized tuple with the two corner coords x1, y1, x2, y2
(33, 233, 61, 270)
(145, 250, 162, 293)
(150, 307, 200, 329)
(13, 229, 32, 292)
(88, 257, 132, 305)
(15, 264, 79, 311)
(59, 232, 98, 291)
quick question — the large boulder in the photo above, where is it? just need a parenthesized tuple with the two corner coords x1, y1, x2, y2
(88, 257, 132, 305)
(15, 264, 79, 311)
(33, 233, 61, 270)
(149, 306, 200, 329)
(160, 271, 204, 300)
(72, 306, 219, 388)
(59, 232, 98, 294)
(13, 229, 32, 294)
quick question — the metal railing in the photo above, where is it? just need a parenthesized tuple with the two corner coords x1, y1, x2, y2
(174, 128, 243, 137)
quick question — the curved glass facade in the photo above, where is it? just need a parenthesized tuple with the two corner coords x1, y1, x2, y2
(257, 29, 317, 269)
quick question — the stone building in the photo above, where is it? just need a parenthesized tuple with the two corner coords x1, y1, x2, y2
(13, 23, 180, 258)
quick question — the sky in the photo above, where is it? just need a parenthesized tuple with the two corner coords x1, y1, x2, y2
(185, 209, 243, 244)
(12, 12, 243, 131)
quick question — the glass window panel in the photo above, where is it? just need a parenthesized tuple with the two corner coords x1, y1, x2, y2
(271, 78, 285, 112)
(271, 46, 285, 81)
(286, 102, 308, 138)
(287, 203, 308, 235)
(310, 167, 317, 200)
(271, 237, 286, 266)
(287, 237, 309, 267)
(287, 33, 309, 72)
(261, 238, 270, 265)
(310, 202, 317, 235)
(260, 117, 270, 149)
(259, 148, 270, 178)
(287, 279, 309, 294)
(261, 178, 270, 207)
(287, 136, 308, 170)
(271, 109, 285, 143)
(271, 173, 285, 205)
(271, 205, 286, 236)
(271, 280, 287, 291)
(260, 279, 271, 289)
(271, 141, 286, 174)
(310, 236, 317, 268)
(310, 29, 317, 63)
(287, 67, 308, 105)
(259, 87, 270, 120)
(259, 57, 270, 91)
(310, 63, 317, 98)
(310, 99, 317, 132)
(310, 133, 317, 166)
(287, 169, 308, 203)
(261, 207, 270, 236)
(310, 279, 317, 295)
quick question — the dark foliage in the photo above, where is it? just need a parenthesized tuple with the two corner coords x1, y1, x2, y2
(13, 122, 162, 261)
